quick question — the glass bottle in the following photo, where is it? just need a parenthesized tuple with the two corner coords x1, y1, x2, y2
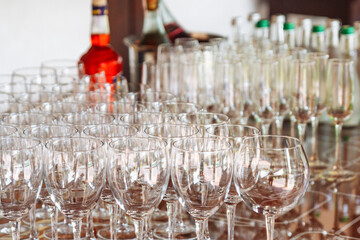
(284, 22, 296, 49)
(310, 25, 326, 52)
(339, 26, 360, 126)
(139, 0, 170, 46)
(255, 19, 270, 40)
(79, 0, 123, 83)
(270, 14, 285, 43)
(326, 19, 340, 58)
(159, 0, 190, 43)
(247, 12, 261, 38)
(297, 18, 312, 49)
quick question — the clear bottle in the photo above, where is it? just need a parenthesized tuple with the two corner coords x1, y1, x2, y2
(139, 0, 170, 46)
(79, 0, 123, 83)
(255, 19, 270, 40)
(270, 14, 285, 43)
(231, 16, 245, 46)
(159, 0, 191, 43)
(284, 22, 296, 49)
(326, 19, 340, 58)
(339, 26, 360, 126)
(247, 12, 261, 38)
(310, 25, 326, 52)
(297, 18, 312, 49)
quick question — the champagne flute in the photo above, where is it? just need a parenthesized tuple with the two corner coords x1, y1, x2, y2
(234, 135, 310, 240)
(205, 124, 260, 240)
(322, 58, 357, 183)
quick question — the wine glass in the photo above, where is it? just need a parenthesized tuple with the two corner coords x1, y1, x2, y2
(44, 137, 106, 240)
(178, 112, 229, 135)
(322, 59, 357, 183)
(205, 124, 260, 240)
(41, 59, 83, 78)
(123, 91, 176, 104)
(0, 137, 43, 240)
(118, 112, 172, 133)
(171, 137, 233, 240)
(144, 124, 200, 240)
(108, 137, 170, 240)
(234, 135, 310, 240)
(289, 58, 317, 142)
(95, 101, 145, 114)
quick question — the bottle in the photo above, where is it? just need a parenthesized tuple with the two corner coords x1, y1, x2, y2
(159, 0, 191, 43)
(310, 25, 326, 52)
(326, 19, 340, 58)
(79, 0, 123, 84)
(297, 18, 312, 49)
(284, 22, 296, 49)
(247, 12, 261, 38)
(270, 14, 285, 43)
(231, 16, 245, 46)
(339, 26, 360, 126)
(139, 0, 170, 47)
(255, 19, 270, 40)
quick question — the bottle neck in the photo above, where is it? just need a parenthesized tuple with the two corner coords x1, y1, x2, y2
(340, 34, 356, 59)
(301, 27, 311, 49)
(142, 7, 166, 36)
(310, 32, 326, 52)
(91, 0, 110, 46)
(327, 28, 339, 48)
(284, 30, 296, 49)
(256, 27, 269, 40)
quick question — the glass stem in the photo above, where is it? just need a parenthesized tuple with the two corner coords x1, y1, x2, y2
(265, 215, 275, 240)
(226, 204, 237, 240)
(290, 115, 296, 137)
(29, 203, 38, 239)
(144, 215, 153, 239)
(86, 210, 95, 239)
(118, 206, 128, 230)
(50, 206, 58, 240)
(334, 123, 343, 171)
(107, 204, 117, 240)
(11, 220, 21, 240)
(133, 218, 145, 240)
(310, 116, 319, 163)
(71, 219, 82, 240)
(261, 122, 271, 135)
(297, 122, 307, 143)
(275, 116, 284, 135)
(175, 201, 185, 227)
(166, 201, 176, 240)
(195, 218, 207, 240)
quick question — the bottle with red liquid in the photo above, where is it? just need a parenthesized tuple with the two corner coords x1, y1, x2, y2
(159, 0, 191, 43)
(79, 0, 122, 84)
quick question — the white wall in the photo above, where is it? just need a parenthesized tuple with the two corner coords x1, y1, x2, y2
(0, 0, 265, 74)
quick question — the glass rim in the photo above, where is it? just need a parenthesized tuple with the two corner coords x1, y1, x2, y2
(143, 124, 200, 139)
(109, 136, 167, 153)
(0, 137, 41, 151)
(172, 137, 232, 153)
(291, 58, 316, 64)
(242, 135, 303, 150)
(45, 137, 105, 153)
(205, 124, 261, 138)
(23, 124, 79, 136)
(307, 51, 329, 59)
(328, 58, 353, 64)
(83, 124, 139, 138)
(179, 112, 230, 124)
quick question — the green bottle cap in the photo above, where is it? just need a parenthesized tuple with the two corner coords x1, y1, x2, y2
(312, 25, 325, 33)
(341, 26, 355, 35)
(256, 19, 270, 28)
(284, 22, 295, 30)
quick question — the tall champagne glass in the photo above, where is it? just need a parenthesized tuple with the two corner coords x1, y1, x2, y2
(0, 137, 43, 240)
(289, 59, 317, 142)
(322, 59, 357, 183)
(172, 138, 233, 240)
(234, 136, 310, 240)
(44, 137, 106, 240)
(108, 137, 170, 240)
(206, 124, 260, 240)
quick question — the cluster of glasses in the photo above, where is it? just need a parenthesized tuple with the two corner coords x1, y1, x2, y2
(0, 59, 311, 240)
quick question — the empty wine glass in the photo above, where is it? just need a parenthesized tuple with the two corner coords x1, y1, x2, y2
(124, 91, 176, 104)
(44, 137, 106, 240)
(178, 112, 229, 135)
(206, 124, 260, 240)
(171, 137, 233, 240)
(41, 59, 83, 78)
(144, 124, 200, 240)
(118, 112, 171, 133)
(322, 59, 357, 183)
(108, 137, 170, 240)
(234, 135, 310, 240)
(0, 137, 43, 240)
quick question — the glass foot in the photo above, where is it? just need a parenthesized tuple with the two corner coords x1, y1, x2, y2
(153, 222, 197, 240)
(43, 222, 87, 240)
(97, 226, 136, 239)
(321, 169, 357, 183)
(309, 161, 328, 181)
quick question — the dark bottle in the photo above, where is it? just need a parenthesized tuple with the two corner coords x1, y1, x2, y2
(159, 0, 191, 43)
(139, 0, 170, 46)
(79, 0, 123, 83)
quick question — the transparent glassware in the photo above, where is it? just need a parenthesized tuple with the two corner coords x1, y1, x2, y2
(206, 124, 260, 240)
(178, 112, 229, 135)
(84, 124, 138, 240)
(40, 101, 89, 118)
(289, 58, 317, 142)
(234, 135, 310, 240)
(322, 59, 357, 183)
(44, 137, 106, 240)
(108, 137, 170, 240)
(60, 112, 115, 133)
(94, 101, 145, 114)
(123, 91, 177, 104)
(144, 124, 200, 240)
(0, 137, 43, 240)
(171, 137, 233, 240)
(41, 59, 83, 78)
(118, 112, 172, 133)
(12, 66, 57, 85)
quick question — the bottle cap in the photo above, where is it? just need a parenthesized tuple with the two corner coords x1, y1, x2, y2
(284, 22, 295, 30)
(341, 25, 355, 35)
(256, 19, 270, 28)
(312, 25, 325, 33)
(301, 18, 312, 29)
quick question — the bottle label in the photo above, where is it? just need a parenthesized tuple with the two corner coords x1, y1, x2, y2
(92, 5, 108, 16)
